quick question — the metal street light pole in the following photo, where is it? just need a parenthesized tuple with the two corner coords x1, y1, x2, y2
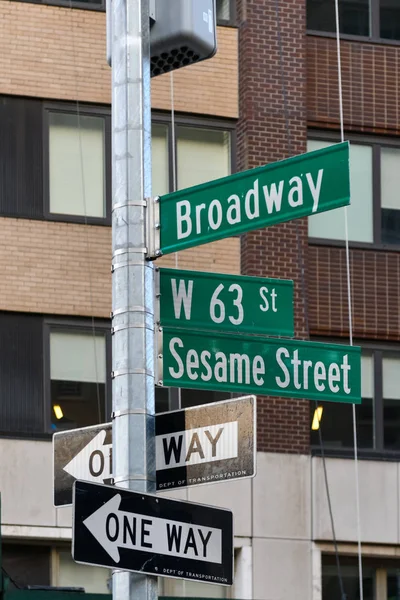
(111, 1, 157, 600)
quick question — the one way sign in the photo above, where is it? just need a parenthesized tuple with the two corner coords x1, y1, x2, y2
(73, 480, 233, 585)
(54, 396, 256, 506)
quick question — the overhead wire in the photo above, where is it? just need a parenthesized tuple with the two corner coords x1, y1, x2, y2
(68, 1, 102, 424)
(333, 0, 364, 597)
(273, 0, 347, 598)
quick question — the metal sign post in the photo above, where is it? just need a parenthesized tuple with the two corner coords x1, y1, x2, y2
(111, 3, 156, 600)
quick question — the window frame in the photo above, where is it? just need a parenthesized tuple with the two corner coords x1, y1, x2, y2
(14, 0, 105, 10)
(43, 318, 112, 434)
(216, 0, 237, 27)
(311, 338, 400, 460)
(308, 129, 400, 251)
(307, 0, 400, 45)
(152, 111, 237, 195)
(43, 102, 111, 226)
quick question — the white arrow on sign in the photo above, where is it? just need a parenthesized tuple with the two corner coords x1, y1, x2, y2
(64, 430, 112, 483)
(83, 493, 222, 565)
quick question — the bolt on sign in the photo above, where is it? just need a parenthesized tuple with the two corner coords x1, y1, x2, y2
(153, 142, 350, 256)
(73, 480, 233, 585)
(157, 327, 361, 404)
(158, 268, 294, 337)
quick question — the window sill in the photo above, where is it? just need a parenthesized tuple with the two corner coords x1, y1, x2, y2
(15, 0, 105, 10)
(307, 29, 400, 48)
(12, 0, 237, 26)
(308, 237, 400, 254)
(312, 446, 400, 462)
(46, 213, 111, 227)
(0, 432, 53, 442)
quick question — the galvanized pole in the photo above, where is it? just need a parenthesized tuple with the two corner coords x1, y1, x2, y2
(111, 1, 157, 600)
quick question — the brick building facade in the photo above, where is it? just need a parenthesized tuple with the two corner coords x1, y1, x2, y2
(1, 0, 400, 598)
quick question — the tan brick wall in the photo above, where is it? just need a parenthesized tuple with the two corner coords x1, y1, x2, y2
(0, 218, 239, 317)
(0, 1, 238, 118)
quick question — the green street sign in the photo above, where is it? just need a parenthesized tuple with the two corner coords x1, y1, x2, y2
(158, 268, 294, 337)
(156, 142, 350, 256)
(159, 327, 361, 404)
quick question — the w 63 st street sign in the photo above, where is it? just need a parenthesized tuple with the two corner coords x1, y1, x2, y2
(158, 268, 294, 337)
(151, 142, 350, 256)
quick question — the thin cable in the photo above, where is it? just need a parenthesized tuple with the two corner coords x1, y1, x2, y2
(2, 567, 20, 590)
(274, 0, 346, 597)
(169, 71, 182, 417)
(334, 0, 363, 597)
(68, 2, 102, 424)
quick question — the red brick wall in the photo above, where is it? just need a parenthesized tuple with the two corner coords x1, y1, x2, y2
(308, 35, 400, 134)
(309, 245, 400, 341)
(307, 35, 400, 343)
(237, 0, 310, 453)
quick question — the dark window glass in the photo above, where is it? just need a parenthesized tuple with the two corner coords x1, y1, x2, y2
(311, 353, 373, 449)
(381, 147, 400, 244)
(155, 388, 230, 413)
(380, 0, 400, 40)
(0, 313, 44, 435)
(322, 563, 374, 600)
(383, 355, 400, 450)
(307, 0, 370, 36)
(0, 96, 43, 219)
(216, 0, 231, 22)
(387, 569, 400, 598)
(311, 398, 374, 449)
(3, 545, 50, 590)
(49, 329, 107, 432)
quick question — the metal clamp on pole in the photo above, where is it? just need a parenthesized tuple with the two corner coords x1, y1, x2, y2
(155, 326, 163, 386)
(145, 196, 161, 260)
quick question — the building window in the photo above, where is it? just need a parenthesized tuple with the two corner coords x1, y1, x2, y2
(383, 354, 400, 450)
(308, 138, 373, 243)
(152, 116, 234, 198)
(381, 146, 400, 244)
(55, 549, 111, 593)
(45, 106, 110, 223)
(49, 327, 108, 432)
(311, 352, 374, 449)
(3, 544, 51, 590)
(308, 0, 400, 41)
(308, 134, 400, 247)
(322, 555, 400, 599)
(307, 0, 370, 37)
(311, 345, 400, 455)
(216, 0, 235, 25)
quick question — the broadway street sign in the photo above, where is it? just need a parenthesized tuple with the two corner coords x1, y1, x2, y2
(158, 327, 361, 404)
(54, 397, 256, 506)
(156, 396, 255, 490)
(154, 142, 350, 256)
(73, 480, 233, 585)
(158, 268, 294, 337)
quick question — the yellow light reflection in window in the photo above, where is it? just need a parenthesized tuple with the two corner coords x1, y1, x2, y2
(311, 406, 323, 430)
(53, 404, 64, 420)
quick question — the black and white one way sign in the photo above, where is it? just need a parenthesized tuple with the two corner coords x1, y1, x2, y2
(73, 480, 233, 585)
(54, 396, 256, 506)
